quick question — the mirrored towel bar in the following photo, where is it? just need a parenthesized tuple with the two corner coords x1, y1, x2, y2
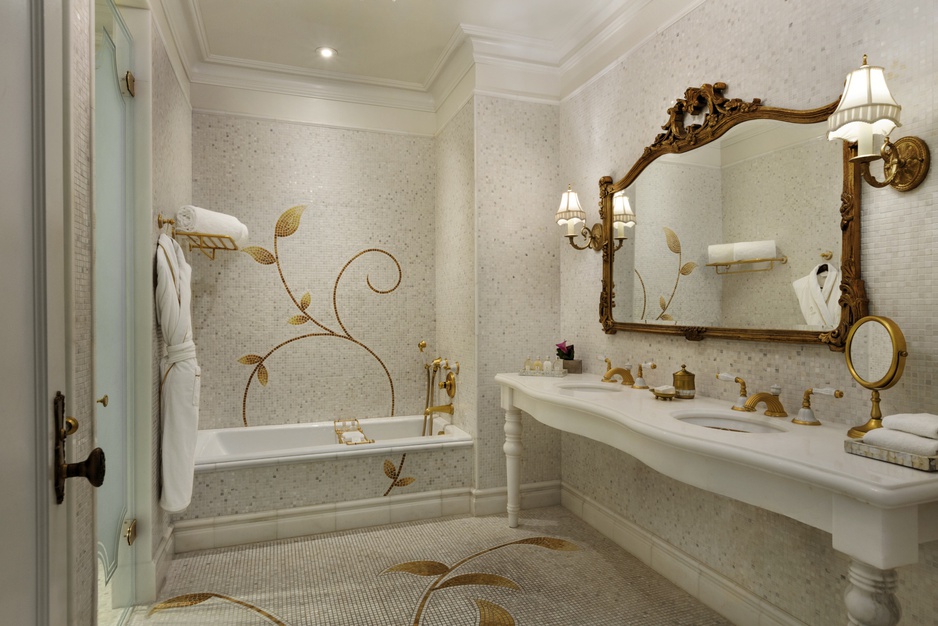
(157, 213, 239, 260)
(706, 255, 788, 275)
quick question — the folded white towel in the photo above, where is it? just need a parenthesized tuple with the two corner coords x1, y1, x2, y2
(882, 413, 938, 440)
(862, 428, 938, 456)
(733, 240, 776, 262)
(707, 244, 734, 264)
(175, 205, 249, 247)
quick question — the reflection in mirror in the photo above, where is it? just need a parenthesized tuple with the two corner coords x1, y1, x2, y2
(612, 121, 842, 330)
(844, 315, 908, 438)
(849, 320, 893, 384)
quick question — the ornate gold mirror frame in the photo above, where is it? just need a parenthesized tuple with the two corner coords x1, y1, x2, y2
(599, 83, 867, 351)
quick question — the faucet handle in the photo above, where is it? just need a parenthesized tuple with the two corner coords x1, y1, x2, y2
(802, 387, 844, 407)
(795, 387, 842, 426)
(718, 373, 751, 410)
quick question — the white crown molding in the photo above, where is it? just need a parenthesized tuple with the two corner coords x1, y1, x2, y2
(148, 0, 707, 134)
(187, 60, 436, 112)
(561, 0, 708, 100)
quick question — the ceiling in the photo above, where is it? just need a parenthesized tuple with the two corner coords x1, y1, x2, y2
(153, 0, 706, 113)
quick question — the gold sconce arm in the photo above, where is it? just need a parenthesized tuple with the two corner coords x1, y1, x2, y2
(565, 223, 605, 251)
(857, 136, 930, 192)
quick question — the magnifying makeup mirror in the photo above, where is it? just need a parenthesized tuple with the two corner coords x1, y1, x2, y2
(844, 315, 908, 438)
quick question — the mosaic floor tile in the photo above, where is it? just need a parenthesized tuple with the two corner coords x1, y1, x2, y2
(129, 507, 731, 625)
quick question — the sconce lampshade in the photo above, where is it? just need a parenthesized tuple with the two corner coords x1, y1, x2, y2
(612, 192, 635, 240)
(828, 56, 901, 160)
(556, 184, 586, 236)
(612, 193, 636, 227)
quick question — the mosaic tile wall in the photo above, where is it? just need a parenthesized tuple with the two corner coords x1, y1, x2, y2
(69, 1, 95, 621)
(721, 136, 843, 329)
(433, 101, 478, 443)
(152, 17, 193, 556)
(629, 161, 722, 326)
(173, 447, 472, 522)
(190, 115, 436, 430)
(473, 96, 563, 490)
(559, 0, 938, 623)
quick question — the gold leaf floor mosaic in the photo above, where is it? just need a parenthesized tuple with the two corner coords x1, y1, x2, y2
(129, 507, 732, 625)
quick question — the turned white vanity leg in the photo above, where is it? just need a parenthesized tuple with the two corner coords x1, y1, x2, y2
(844, 559, 901, 626)
(503, 407, 523, 528)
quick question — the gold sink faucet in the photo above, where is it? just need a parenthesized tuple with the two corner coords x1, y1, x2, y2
(602, 358, 634, 385)
(742, 389, 788, 418)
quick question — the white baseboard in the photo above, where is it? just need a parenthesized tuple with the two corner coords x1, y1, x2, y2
(133, 525, 173, 604)
(172, 481, 564, 553)
(560, 484, 807, 626)
(470, 480, 562, 516)
(172, 488, 473, 553)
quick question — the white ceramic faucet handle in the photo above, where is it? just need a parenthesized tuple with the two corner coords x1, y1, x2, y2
(717, 372, 737, 382)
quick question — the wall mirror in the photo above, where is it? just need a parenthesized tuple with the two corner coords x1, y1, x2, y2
(599, 83, 867, 350)
(845, 315, 907, 438)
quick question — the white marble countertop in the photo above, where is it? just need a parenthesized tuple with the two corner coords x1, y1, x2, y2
(496, 372, 938, 569)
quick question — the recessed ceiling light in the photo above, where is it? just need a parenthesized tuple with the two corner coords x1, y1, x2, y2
(316, 47, 337, 59)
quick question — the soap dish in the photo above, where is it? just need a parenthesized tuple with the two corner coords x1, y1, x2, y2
(650, 389, 677, 401)
(844, 439, 938, 472)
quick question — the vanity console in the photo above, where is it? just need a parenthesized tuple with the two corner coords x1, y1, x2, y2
(497, 373, 938, 626)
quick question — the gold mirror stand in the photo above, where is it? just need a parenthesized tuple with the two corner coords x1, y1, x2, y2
(844, 315, 908, 438)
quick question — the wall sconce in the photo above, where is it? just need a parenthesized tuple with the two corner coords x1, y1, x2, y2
(828, 55, 930, 192)
(611, 192, 635, 245)
(556, 185, 633, 251)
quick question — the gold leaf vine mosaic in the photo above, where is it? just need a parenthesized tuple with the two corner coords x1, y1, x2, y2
(239, 205, 402, 426)
(148, 592, 287, 625)
(384, 535, 579, 625)
(383, 454, 415, 496)
(634, 227, 696, 322)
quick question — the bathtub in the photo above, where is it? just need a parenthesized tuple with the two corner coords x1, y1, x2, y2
(194, 414, 472, 472)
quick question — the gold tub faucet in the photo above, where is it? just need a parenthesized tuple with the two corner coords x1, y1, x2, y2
(423, 404, 454, 437)
(602, 358, 634, 385)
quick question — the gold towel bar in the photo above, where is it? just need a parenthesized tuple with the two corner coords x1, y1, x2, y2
(706, 256, 788, 275)
(156, 212, 239, 260)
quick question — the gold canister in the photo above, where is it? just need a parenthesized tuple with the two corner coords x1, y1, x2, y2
(673, 364, 695, 399)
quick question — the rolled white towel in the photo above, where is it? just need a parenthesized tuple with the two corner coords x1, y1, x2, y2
(733, 240, 776, 262)
(862, 428, 938, 456)
(882, 413, 938, 440)
(707, 244, 734, 264)
(175, 205, 249, 247)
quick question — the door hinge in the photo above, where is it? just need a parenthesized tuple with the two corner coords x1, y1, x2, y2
(124, 518, 137, 546)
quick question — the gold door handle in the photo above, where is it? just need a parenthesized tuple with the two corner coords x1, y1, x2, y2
(96, 394, 109, 407)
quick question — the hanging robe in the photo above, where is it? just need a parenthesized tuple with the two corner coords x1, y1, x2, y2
(155, 233, 201, 512)
(792, 263, 842, 328)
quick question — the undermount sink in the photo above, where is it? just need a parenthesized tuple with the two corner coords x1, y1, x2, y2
(556, 383, 623, 393)
(671, 410, 787, 434)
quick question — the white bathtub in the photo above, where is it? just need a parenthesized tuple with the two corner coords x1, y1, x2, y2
(194, 415, 472, 472)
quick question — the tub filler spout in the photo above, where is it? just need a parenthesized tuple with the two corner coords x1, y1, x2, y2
(423, 404, 454, 436)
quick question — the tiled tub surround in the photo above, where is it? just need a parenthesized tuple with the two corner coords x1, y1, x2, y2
(191, 113, 436, 430)
(498, 373, 938, 626)
(560, 0, 938, 623)
(172, 423, 473, 552)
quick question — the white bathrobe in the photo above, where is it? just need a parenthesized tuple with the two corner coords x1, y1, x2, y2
(156, 234, 201, 513)
(792, 264, 842, 328)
